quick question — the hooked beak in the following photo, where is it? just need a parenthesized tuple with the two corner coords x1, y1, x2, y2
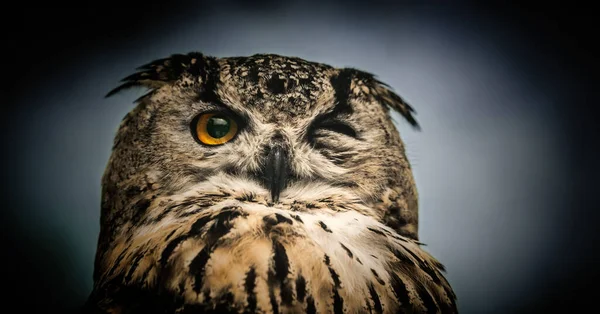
(263, 145, 288, 203)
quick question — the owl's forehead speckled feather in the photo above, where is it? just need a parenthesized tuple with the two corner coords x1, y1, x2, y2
(217, 54, 337, 118)
(221, 53, 335, 87)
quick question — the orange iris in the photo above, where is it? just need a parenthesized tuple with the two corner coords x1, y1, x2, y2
(195, 113, 238, 145)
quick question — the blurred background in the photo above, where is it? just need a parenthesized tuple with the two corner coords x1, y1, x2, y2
(2, 1, 597, 313)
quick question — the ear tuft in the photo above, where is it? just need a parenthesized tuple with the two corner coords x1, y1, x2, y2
(105, 52, 212, 99)
(338, 68, 420, 130)
(371, 78, 420, 130)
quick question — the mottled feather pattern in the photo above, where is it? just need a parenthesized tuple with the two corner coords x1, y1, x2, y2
(85, 52, 457, 313)
(89, 177, 455, 313)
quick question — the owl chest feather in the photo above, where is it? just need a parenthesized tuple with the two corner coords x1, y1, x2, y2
(92, 181, 456, 314)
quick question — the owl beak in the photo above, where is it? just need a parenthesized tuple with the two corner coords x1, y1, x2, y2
(264, 145, 288, 203)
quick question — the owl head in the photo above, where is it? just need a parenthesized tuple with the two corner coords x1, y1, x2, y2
(100, 52, 420, 249)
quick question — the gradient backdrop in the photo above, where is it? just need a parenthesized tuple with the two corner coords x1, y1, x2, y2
(2, 1, 597, 313)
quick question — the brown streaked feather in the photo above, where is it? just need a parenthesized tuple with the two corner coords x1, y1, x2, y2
(86, 191, 457, 314)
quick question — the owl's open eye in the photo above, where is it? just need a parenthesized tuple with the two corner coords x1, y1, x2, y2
(193, 113, 239, 146)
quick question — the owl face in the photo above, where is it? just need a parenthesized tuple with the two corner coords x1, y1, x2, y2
(103, 53, 420, 240)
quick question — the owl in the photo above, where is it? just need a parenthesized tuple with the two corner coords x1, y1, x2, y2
(83, 52, 458, 314)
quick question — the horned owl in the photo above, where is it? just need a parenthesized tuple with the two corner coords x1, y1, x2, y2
(83, 52, 458, 314)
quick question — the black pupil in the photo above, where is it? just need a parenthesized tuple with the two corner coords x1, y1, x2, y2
(207, 116, 231, 138)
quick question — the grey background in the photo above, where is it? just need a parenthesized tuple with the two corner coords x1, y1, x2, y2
(3, 1, 596, 313)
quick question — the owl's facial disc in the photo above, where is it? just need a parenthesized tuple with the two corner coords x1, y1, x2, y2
(190, 107, 293, 203)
